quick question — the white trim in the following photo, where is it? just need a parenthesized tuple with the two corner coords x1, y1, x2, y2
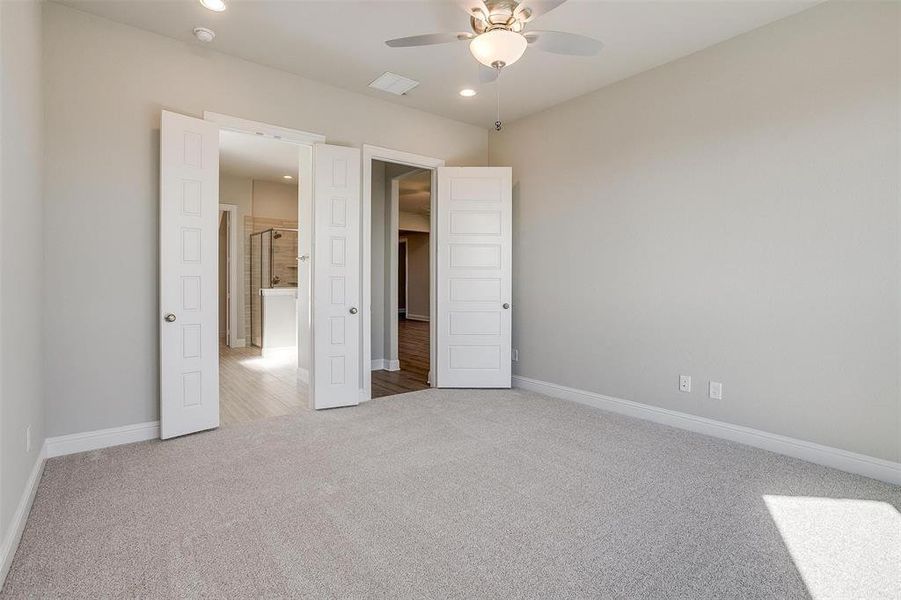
(362, 145, 445, 401)
(260, 347, 297, 359)
(405, 313, 430, 322)
(203, 112, 325, 146)
(371, 359, 401, 371)
(297, 145, 313, 406)
(389, 179, 421, 366)
(428, 169, 437, 387)
(388, 177, 401, 366)
(0, 446, 44, 590)
(389, 227, 406, 365)
(512, 375, 901, 485)
(397, 236, 409, 343)
(219, 203, 238, 348)
(44, 421, 160, 459)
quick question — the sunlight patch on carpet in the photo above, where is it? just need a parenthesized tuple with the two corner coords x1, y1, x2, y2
(764, 495, 901, 600)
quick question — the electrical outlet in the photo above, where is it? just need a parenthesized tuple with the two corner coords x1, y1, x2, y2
(679, 375, 691, 393)
(511, 348, 519, 362)
(25, 425, 32, 453)
(709, 381, 723, 400)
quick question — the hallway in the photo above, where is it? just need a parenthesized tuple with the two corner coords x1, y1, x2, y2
(371, 318, 430, 398)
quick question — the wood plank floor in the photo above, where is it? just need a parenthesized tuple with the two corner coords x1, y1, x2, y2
(220, 318, 427, 422)
(372, 318, 430, 399)
(219, 344, 307, 425)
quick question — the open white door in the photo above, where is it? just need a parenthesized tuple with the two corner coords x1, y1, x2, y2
(312, 143, 362, 409)
(160, 111, 220, 438)
(435, 167, 512, 388)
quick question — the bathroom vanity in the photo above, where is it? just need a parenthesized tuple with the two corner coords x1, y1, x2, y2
(260, 287, 297, 357)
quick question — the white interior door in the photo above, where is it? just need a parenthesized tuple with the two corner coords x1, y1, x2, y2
(435, 167, 512, 388)
(160, 110, 220, 438)
(312, 143, 362, 409)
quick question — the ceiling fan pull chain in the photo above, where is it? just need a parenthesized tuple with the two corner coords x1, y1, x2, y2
(495, 66, 503, 131)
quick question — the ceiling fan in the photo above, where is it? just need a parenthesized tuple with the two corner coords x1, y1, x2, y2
(385, 0, 603, 84)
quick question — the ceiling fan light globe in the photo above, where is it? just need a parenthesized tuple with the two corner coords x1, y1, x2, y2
(469, 29, 527, 68)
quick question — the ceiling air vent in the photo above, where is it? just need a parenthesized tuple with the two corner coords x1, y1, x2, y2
(368, 72, 419, 96)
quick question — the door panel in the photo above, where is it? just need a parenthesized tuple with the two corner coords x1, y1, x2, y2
(160, 111, 220, 438)
(313, 144, 361, 409)
(436, 167, 512, 388)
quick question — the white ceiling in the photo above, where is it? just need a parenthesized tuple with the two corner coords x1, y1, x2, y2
(219, 130, 299, 183)
(60, 0, 818, 128)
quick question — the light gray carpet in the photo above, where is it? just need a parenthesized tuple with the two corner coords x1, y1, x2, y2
(2, 389, 899, 599)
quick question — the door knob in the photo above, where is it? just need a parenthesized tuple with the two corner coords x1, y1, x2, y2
(502, 303, 510, 310)
(349, 307, 358, 315)
(164, 313, 177, 323)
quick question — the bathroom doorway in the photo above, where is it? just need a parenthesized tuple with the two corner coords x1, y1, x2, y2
(217, 128, 307, 425)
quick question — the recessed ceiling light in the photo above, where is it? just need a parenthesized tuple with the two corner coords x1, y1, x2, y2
(199, 0, 227, 12)
(193, 27, 215, 43)
(459, 88, 477, 97)
(283, 175, 294, 180)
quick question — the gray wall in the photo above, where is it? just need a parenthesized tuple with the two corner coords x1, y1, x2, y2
(252, 180, 297, 221)
(42, 3, 488, 437)
(490, 1, 900, 462)
(402, 231, 430, 320)
(219, 174, 252, 343)
(371, 161, 420, 362)
(0, 0, 45, 542)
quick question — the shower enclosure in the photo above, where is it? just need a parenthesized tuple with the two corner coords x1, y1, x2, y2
(249, 227, 298, 348)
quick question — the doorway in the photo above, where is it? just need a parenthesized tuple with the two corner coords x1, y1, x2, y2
(216, 128, 307, 425)
(361, 146, 444, 400)
(370, 163, 433, 398)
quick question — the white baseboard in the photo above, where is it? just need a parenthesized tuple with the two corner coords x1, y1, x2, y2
(0, 446, 45, 589)
(405, 314, 429, 322)
(512, 375, 901, 486)
(44, 421, 160, 459)
(371, 359, 401, 371)
(261, 346, 297, 359)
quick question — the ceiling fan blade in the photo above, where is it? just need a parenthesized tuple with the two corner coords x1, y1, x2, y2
(479, 66, 500, 83)
(523, 30, 603, 56)
(513, 0, 568, 23)
(385, 32, 474, 48)
(457, 0, 490, 22)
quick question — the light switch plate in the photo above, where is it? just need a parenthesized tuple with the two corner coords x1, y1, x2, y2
(709, 381, 723, 400)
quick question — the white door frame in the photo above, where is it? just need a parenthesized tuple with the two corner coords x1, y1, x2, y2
(203, 111, 324, 392)
(362, 145, 444, 399)
(388, 169, 428, 367)
(219, 203, 239, 347)
(398, 236, 409, 319)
